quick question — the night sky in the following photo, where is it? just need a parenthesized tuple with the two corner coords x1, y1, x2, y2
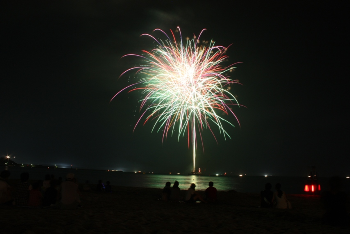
(1, 0, 349, 176)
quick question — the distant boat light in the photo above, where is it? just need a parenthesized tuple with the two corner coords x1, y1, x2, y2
(239, 174, 243, 177)
(346, 177, 350, 179)
(304, 184, 321, 192)
(264, 175, 268, 177)
(216, 174, 219, 176)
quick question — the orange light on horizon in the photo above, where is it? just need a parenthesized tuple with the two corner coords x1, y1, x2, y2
(304, 185, 309, 192)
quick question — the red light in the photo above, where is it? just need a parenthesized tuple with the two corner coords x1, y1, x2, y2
(304, 185, 309, 192)
(311, 185, 315, 192)
(318, 184, 321, 191)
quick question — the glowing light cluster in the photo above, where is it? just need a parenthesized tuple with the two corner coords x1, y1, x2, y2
(113, 27, 243, 172)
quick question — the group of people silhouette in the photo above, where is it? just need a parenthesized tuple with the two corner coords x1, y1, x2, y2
(260, 182, 291, 209)
(0, 170, 101, 208)
(260, 178, 348, 227)
(0, 169, 348, 226)
(161, 181, 217, 203)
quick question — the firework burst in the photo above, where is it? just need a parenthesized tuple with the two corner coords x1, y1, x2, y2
(112, 27, 243, 172)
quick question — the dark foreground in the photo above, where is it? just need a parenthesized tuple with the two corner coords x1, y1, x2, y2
(1, 186, 349, 234)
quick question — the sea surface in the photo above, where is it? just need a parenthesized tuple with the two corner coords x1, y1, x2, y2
(2, 166, 350, 194)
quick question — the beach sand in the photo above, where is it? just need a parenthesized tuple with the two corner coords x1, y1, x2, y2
(1, 186, 349, 234)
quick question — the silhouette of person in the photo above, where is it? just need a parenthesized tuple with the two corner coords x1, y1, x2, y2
(42, 174, 51, 192)
(322, 176, 348, 226)
(272, 183, 290, 209)
(162, 182, 171, 201)
(260, 183, 273, 208)
(15, 172, 30, 207)
(105, 181, 112, 193)
(60, 173, 80, 209)
(43, 179, 59, 207)
(0, 170, 13, 206)
(185, 183, 205, 203)
(28, 181, 43, 207)
(96, 180, 104, 192)
(205, 181, 217, 202)
(170, 181, 181, 201)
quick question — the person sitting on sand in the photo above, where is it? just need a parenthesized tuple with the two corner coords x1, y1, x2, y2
(15, 172, 31, 207)
(42, 174, 51, 192)
(0, 170, 13, 206)
(322, 176, 348, 226)
(105, 181, 112, 193)
(272, 183, 290, 209)
(170, 181, 181, 201)
(205, 181, 217, 202)
(96, 180, 104, 192)
(185, 183, 206, 203)
(162, 182, 171, 201)
(60, 173, 81, 209)
(28, 181, 43, 207)
(260, 183, 273, 208)
(43, 179, 59, 207)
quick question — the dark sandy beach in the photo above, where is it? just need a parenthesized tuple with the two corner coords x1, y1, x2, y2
(1, 185, 349, 234)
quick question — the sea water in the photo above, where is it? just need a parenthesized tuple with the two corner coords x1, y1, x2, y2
(2, 166, 349, 194)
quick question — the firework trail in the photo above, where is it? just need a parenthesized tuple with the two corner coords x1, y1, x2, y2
(112, 27, 243, 172)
